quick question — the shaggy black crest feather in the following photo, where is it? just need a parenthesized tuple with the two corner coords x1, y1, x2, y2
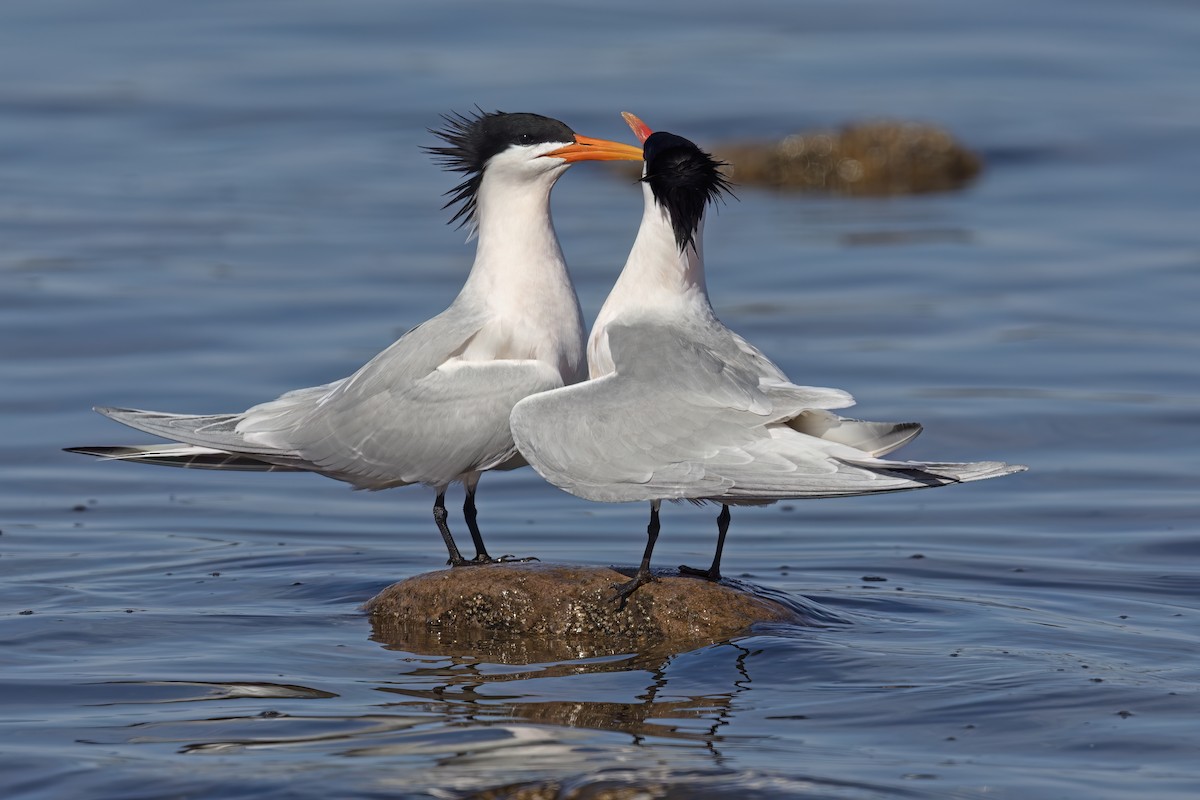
(424, 109, 576, 228)
(641, 131, 734, 252)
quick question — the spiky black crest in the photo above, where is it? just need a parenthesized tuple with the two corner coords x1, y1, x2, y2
(424, 109, 576, 228)
(641, 131, 734, 252)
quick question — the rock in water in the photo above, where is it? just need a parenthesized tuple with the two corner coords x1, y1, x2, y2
(716, 121, 982, 195)
(366, 562, 836, 662)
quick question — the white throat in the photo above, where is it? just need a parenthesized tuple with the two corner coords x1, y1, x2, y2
(454, 157, 586, 383)
(588, 181, 713, 378)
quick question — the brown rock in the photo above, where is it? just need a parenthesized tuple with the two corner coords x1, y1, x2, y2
(715, 120, 982, 196)
(366, 562, 830, 663)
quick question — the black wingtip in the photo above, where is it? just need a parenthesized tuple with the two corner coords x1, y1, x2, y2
(64, 445, 111, 457)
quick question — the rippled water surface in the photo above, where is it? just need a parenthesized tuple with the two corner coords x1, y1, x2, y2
(2, 1, 1198, 797)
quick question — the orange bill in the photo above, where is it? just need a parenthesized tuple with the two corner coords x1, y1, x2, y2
(543, 134, 643, 163)
(621, 112, 653, 143)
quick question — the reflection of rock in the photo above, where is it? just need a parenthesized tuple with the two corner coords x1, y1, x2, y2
(717, 121, 982, 195)
(462, 780, 650, 800)
(462, 772, 817, 800)
(366, 563, 817, 663)
(375, 642, 756, 744)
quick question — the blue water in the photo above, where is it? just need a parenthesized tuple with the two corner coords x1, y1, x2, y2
(2, 1, 1198, 797)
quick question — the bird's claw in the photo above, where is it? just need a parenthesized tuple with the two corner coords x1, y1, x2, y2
(496, 554, 540, 563)
(451, 553, 540, 566)
(612, 571, 657, 609)
(448, 554, 496, 567)
(679, 563, 721, 582)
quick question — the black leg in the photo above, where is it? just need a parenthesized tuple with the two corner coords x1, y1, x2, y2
(680, 504, 730, 582)
(615, 502, 661, 607)
(462, 488, 492, 563)
(434, 492, 469, 567)
(461, 485, 539, 564)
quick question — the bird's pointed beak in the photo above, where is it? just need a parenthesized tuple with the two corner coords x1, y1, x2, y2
(542, 134, 643, 163)
(621, 112, 653, 144)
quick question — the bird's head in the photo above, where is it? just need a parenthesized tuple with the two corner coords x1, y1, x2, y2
(621, 112, 734, 252)
(427, 109, 642, 228)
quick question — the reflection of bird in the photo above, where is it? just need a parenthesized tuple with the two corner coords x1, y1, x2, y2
(374, 647, 734, 751)
(511, 114, 1026, 601)
(66, 110, 643, 566)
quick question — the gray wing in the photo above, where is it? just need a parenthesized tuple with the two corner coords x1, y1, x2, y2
(260, 356, 563, 488)
(87, 305, 564, 489)
(724, 333, 926, 456)
(512, 319, 1024, 503)
(247, 305, 566, 487)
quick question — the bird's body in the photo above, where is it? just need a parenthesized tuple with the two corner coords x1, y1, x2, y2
(511, 118, 1025, 598)
(67, 110, 644, 565)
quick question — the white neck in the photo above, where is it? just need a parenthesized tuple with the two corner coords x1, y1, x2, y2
(454, 160, 586, 383)
(461, 165, 569, 303)
(588, 182, 713, 377)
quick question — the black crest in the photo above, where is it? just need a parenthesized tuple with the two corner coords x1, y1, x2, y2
(425, 109, 576, 227)
(641, 131, 734, 252)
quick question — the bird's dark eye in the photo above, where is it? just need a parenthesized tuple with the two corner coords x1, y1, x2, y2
(518, 133, 533, 144)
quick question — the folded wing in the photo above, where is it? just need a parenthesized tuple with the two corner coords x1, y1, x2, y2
(512, 319, 1025, 504)
(76, 306, 565, 489)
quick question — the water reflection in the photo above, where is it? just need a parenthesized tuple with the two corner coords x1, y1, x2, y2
(75, 644, 778, 800)
(373, 641, 760, 762)
(83, 642, 763, 768)
(93, 679, 338, 704)
(83, 712, 428, 751)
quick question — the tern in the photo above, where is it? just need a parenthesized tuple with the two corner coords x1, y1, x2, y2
(66, 110, 643, 566)
(510, 114, 1026, 601)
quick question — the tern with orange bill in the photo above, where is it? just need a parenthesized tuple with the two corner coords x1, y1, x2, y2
(510, 113, 1026, 602)
(67, 110, 644, 566)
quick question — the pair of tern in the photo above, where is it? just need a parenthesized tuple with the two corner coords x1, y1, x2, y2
(68, 110, 1025, 599)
